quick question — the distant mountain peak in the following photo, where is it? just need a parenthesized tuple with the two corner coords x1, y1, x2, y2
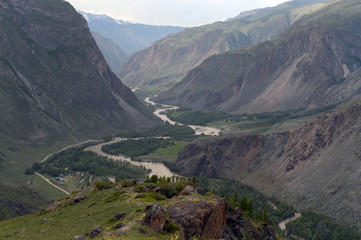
(80, 11, 184, 55)
(77, 11, 133, 25)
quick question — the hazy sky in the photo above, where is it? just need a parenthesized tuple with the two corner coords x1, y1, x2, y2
(66, 0, 289, 27)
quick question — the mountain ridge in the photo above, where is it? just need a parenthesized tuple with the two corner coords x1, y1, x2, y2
(118, 0, 331, 91)
(156, 0, 361, 113)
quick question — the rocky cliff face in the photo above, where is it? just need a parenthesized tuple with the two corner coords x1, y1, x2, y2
(175, 101, 361, 230)
(157, 0, 361, 113)
(118, 0, 328, 90)
(0, 0, 158, 147)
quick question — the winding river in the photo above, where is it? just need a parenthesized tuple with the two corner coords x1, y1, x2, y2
(144, 97, 220, 136)
(85, 97, 220, 177)
(85, 138, 176, 177)
(39, 95, 298, 231)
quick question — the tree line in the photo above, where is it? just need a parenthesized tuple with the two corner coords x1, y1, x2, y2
(25, 146, 150, 181)
(101, 138, 176, 158)
(286, 211, 361, 240)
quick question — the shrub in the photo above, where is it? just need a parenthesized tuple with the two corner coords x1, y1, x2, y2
(32, 162, 42, 171)
(148, 192, 166, 201)
(94, 181, 113, 190)
(158, 183, 186, 198)
(164, 221, 181, 233)
(120, 179, 136, 188)
(25, 168, 35, 175)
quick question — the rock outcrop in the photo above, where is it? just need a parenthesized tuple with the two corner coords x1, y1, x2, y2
(143, 199, 276, 240)
(86, 226, 103, 238)
(142, 204, 167, 232)
(223, 212, 275, 240)
(167, 200, 227, 239)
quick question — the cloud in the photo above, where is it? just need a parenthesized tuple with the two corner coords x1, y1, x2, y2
(66, 0, 288, 26)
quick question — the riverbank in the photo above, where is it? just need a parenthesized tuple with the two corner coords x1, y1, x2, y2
(85, 138, 177, 177)
(278, 212, 302, 231)
(144, 97, 220, 136)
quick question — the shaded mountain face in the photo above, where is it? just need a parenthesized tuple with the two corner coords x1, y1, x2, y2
(0, 184, 47, 220)
(156, 0, 361, 113)
(0, 0, 158, 147)
(80, 12, 184, 56)
(118, 0, 330, 91)
(91, 32, 129, 72)
(175, 101, 361, 230)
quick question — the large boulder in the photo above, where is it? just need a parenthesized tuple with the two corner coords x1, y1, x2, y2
(142, 204, 167, 232)
(167, 200, 228, 239)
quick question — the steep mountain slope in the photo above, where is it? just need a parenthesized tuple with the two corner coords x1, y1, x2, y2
(157, 0, 361, 113)
(91, 32, 129, 72)
(0, 0, 159, 210)
(0, 0, 158, 146)
(118, 0, 330, 90)
(175, 100, 361, 230)
(80, 12, 184, 55)
(0, 184, 47, 221)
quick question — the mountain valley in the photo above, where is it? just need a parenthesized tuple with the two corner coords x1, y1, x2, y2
(0, 0, 361, 239)
(79, 11, 185, 74)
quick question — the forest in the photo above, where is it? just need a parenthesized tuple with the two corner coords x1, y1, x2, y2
(195, 177, 360, 240)
(164, 105, 337, 126)
(286, 211, 361, 240)
(196, 177, 294, 225)
(116, 123, 195, 140)
(26, 145, 149, 181)
(101, 138, 175, 158)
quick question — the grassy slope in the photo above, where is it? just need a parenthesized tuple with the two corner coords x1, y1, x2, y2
(1, 179, 358, 240)
(0, 141, 75, 202)
(0, 182, 216, 240)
